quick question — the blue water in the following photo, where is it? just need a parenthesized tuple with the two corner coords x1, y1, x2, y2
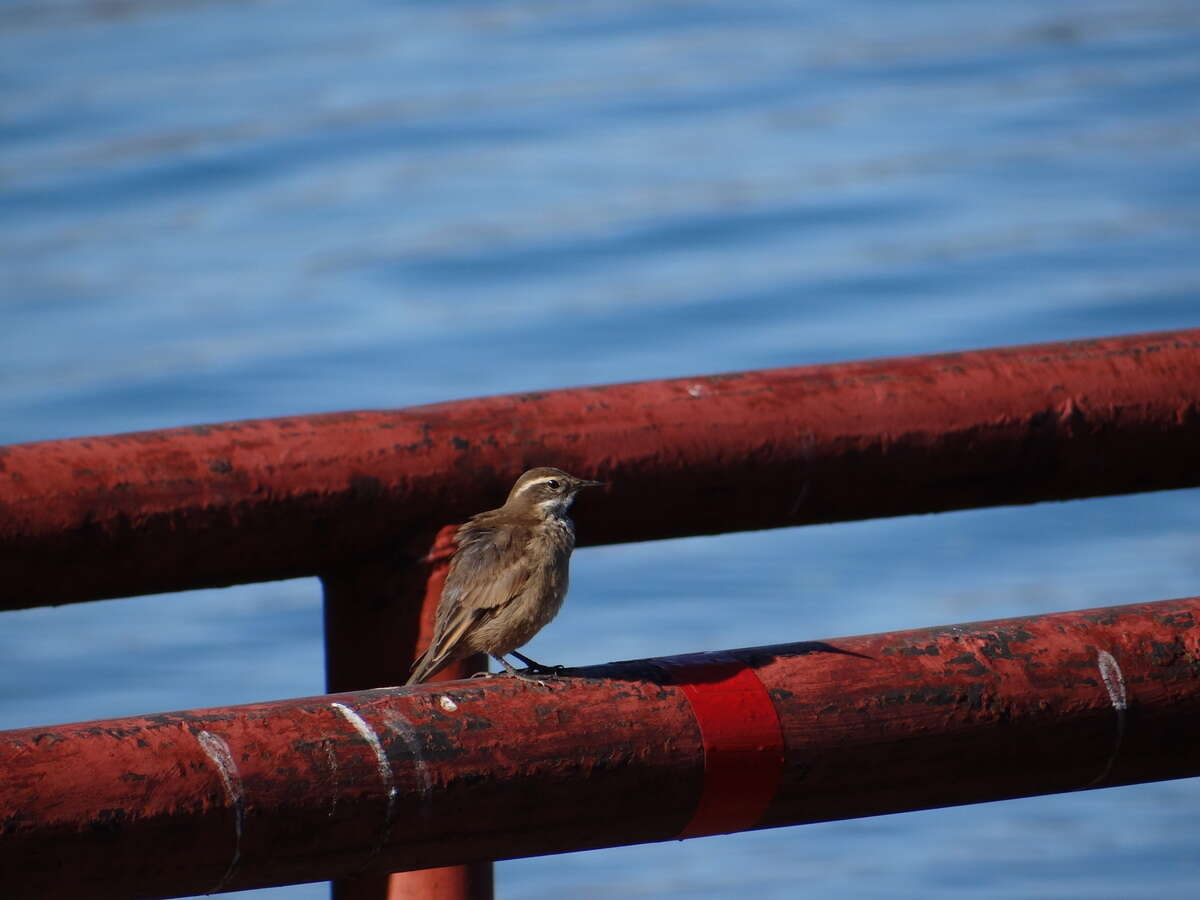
(3, 1, 1200, 897)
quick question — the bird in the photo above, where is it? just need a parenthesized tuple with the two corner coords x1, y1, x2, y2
(406, 466, 603, 685)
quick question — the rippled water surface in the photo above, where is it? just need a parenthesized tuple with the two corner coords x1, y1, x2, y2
(3, 1, 1200, 897)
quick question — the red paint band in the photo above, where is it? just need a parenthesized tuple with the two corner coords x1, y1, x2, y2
(657, 655, 785, 838)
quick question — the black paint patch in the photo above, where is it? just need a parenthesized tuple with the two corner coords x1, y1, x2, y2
(948, 653, 988, 677)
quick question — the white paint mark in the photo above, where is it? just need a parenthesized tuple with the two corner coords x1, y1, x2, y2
(438, 695, 459, 712)
(331, 702, 396, 859)
(324, 739, 339, 818)
(1097, 650, 1127, 710)
(331, 702, 396, 807)
(687, 383, 706, 397)
(195, 730, 244, 894)
(382, 709, 434, 822)
(1088, 650, 1128, 788)
(330, 703, 435, 862)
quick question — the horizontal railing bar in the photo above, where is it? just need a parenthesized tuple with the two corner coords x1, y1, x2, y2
(1, 328, 1198, 608)
(3, 596, 1198, 900)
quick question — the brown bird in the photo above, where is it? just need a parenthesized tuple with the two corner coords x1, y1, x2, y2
(406, 467, 603, 685)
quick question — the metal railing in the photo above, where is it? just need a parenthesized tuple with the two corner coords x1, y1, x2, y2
(5, 598, 1200, 900)
(2, 327, 1198, 900)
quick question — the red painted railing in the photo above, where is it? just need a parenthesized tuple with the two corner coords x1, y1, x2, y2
(3, 328, 1198, 608)
(1, 328, 1198, 900)
(5, 598, 1200, 900)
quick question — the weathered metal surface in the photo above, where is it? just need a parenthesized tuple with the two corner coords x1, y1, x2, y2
(322, 525, 490, 900)
(0, 329, 1197, 608)
(3, 597, 1199, 900)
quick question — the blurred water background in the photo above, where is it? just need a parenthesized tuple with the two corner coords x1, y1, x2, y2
(3, 0, 1200, 897)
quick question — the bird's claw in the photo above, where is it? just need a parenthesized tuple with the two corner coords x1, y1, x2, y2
(521, 663, 567, 677)
(466, 667, 554, 686)
(492, 666, 551, 688)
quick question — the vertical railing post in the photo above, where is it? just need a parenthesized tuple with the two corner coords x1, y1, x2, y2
(322, 525, 492, 900)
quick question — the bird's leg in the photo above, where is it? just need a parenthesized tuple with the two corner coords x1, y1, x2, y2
(508, 650, 543, 668)
(508, 650, 567, 676)
(493, 655, 551, 686)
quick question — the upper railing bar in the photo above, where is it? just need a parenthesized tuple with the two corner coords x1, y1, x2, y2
(1, 328, 1198, 609)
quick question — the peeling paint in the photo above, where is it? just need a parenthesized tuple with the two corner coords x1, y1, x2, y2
(3, 329, 1199, 608)
(3, 593, 1200, 897)
(194, 730, 244, 894)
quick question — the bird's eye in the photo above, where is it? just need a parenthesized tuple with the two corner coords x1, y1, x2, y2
(547, 479, 560, 490)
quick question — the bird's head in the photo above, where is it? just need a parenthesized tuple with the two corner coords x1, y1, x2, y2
(504, 467, 604, 518)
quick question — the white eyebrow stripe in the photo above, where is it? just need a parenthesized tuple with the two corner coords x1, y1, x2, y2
(513, 475, 562, 495)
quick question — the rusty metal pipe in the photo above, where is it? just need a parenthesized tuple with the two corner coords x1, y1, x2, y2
(0, 328, 1197, 608)
(3, 596, 1199, 900)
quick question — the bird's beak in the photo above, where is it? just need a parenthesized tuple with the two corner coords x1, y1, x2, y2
(577, 479, 605, 489)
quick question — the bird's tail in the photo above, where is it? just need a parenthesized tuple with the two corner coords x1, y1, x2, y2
(406, 607, 480, 685)
(405, 650, 432, 685)
(405, 646, 448, 686)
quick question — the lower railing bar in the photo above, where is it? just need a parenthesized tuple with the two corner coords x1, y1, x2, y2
(3, 596, 1199, 900)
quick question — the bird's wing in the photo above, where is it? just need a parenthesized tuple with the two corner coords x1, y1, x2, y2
(441, 518, 533, 611)
(406, 518, 532, 684)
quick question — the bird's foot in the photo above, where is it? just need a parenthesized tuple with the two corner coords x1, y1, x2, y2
(507, 651, 567, 677)
(494, 657, 554, 687)
(521, 663, 567, 677)
(509, 669, 551, 687)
